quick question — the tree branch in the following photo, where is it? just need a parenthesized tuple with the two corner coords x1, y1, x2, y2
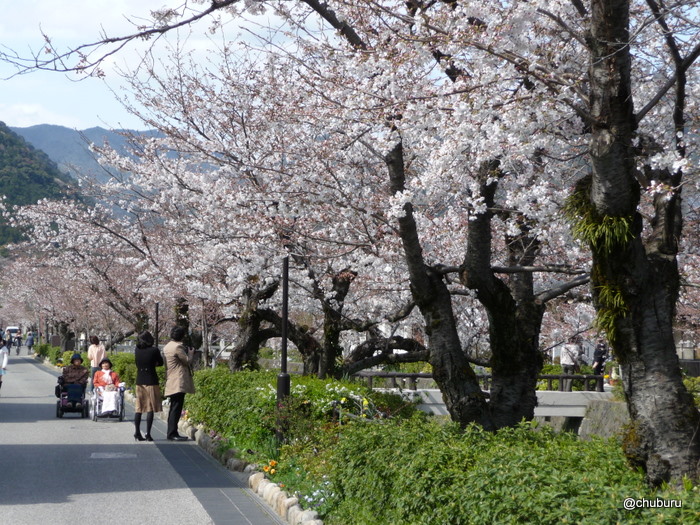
(535, 274, 590, 304)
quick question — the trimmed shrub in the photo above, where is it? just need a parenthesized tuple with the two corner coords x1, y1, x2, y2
(34, 343, 52, 358)
(185, 368, 418, 458)
(61, 350, 88, 367)
(323, 419, 699, 525)
(110, 352, 137, 387)
(106, 352, 166, 391)
(46, 345, 64, 365)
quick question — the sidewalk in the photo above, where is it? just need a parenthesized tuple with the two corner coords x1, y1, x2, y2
(0, 353, 285, 525)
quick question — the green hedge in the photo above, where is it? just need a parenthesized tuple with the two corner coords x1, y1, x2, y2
(185, 368, 418, 458)
(33, 343, 53, 359)
(49, 346, 64, 365)
(109, 353, 137, 386)
(182, 369, 699, 524)
(107, 352, 166, 392)
(61, 350, 88, 366)
(322, 419, 700, 525)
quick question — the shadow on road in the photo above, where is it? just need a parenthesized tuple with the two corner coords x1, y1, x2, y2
(0, 440, 244, 506)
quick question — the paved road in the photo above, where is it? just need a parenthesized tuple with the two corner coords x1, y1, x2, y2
(0, 352, 285, 525)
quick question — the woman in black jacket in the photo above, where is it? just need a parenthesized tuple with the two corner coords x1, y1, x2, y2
(133, 331, 164, 441)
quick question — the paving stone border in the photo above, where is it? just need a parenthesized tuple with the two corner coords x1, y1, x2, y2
(175, 416, 325, 525)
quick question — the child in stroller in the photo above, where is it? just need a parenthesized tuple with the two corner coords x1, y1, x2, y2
(56, 353, 89, 418)
(92, 358, 125, 419)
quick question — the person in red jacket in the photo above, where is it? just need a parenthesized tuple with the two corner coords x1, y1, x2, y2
(93, 358, 121, 414)
(93, 358, 120, 388)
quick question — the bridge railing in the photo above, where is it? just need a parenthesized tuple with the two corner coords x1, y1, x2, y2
(352, 371, 605, 392)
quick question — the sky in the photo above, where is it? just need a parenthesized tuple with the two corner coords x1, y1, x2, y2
(0, 1, 227, 131)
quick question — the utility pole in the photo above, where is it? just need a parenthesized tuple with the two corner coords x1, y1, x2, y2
(276, 256, 291, 443)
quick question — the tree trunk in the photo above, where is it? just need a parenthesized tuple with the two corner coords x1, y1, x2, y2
(257, 307, 322, 375)
(57, 321, 75, 353)
(490, 234, 545, 428)
(318, 270, 356, 379)
(586, 0, 700, 486)
(174, 297, 191, 345)
(461, 163, 543, 428)
(386, 142, 494, 430)
(228, 281, 279, 371)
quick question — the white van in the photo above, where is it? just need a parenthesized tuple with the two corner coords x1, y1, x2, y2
(4, 326, 20, 339)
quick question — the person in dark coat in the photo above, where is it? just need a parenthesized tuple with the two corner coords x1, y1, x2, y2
(592, 340, 608, 376)
(133, 331, 164, 441)
(25, 332, 35, 354)
(62, 353, 89, 387)
(61, 353, 89, 407)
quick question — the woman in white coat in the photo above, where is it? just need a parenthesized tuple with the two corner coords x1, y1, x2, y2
(0, 338, 9, 395)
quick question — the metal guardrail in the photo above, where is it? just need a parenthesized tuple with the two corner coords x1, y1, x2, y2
(352, 371, 605, 392)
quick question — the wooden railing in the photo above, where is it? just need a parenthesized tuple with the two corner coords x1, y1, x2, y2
(352, 371, 605, 392)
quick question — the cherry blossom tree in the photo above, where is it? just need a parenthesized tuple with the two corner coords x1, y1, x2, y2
(5, 0, 700, 485)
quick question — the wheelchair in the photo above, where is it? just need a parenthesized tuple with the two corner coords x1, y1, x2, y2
(90, 384, 126, 422)
(56, 381, 90, 418)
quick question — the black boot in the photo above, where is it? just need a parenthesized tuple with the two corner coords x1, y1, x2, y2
(134, 413, 145, 441)
(144, 412, 154, 441)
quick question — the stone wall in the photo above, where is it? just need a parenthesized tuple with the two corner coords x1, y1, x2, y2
(578, 399, 630, 439)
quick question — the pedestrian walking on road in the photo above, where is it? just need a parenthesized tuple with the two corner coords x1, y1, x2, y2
(134, 331, 164, 442)
(14, 332, 22, 355)
(0, 338, 9, 395)
(87, 336, 106, 392)
(163, 326, 195, 441)
(25, 332, 34, 354)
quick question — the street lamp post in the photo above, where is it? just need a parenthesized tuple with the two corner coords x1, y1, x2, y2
(276, 256, 291, 443)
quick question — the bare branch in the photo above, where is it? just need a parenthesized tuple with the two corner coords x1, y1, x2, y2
(1, 0, 241, 76)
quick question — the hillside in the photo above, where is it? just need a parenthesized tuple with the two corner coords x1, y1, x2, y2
(0, 122, 81, 247)
(11, 124, 157, 183)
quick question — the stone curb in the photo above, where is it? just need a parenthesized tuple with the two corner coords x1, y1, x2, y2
(176, 417, 324, 525)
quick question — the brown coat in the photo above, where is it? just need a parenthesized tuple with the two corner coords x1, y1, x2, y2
(62, 364, 89, 385)
(163, 340, 195, 396)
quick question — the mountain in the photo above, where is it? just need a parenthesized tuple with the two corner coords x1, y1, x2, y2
(10, 124, 155, 184)
(0, 122, 81, 247)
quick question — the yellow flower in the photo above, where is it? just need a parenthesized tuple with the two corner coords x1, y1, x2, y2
(269, 460, 278, 467)
(362, 398, 369, 407)
(340, 397, 347, 403)
(263, 465, 270, 472)
(270, 468, 276, 475)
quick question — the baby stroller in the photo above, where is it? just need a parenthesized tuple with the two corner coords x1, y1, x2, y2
(90, 384, 126, 422)
(55, 377, 90, 418)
